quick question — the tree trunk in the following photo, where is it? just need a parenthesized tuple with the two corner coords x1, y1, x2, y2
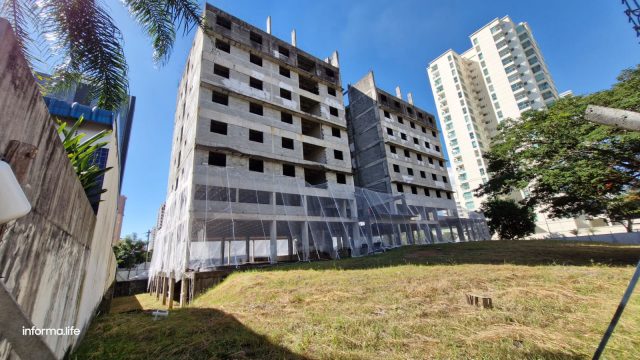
(626, 219, 633, 233)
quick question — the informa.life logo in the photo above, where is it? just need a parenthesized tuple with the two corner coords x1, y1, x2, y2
(22, 326, 80, 336)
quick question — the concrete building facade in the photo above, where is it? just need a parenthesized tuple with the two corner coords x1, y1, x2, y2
(426, 16, 616, 236)
(152, 4, 361, 284)
(348, 72, 487, 244)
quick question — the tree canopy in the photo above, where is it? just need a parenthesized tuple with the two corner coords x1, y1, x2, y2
(481, 198, 536, 240)
(113, 233, 147, 269)
(477, 66, 640, 232)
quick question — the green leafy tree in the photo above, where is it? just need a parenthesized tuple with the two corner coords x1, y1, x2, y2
(478, 66, 640, 232)
(113, 233, 147, 269)
(481, 198, 536, 240)
(1, 0, 203, 110)
(57, 115, 112, 207)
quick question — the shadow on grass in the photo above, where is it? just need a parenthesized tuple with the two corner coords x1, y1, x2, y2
(265, 240, 640, 272)
(74, 306, 307, 360)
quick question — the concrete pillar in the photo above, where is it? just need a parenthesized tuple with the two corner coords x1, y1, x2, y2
(180, 275, 188, 307)
(161, 274, 167, 305)
(288, 234, 294, 261)
(435, 225, 444, 243)
(245, 236, 251, 263)
(270, 220, 277, 264)
(365, 219, 374, 253)
(394, 224, 403, 246)
(155, 276, 161, 300)
(220, 238, 226, 266)
(406, 224, 415, 245)
(455, 222, 466, 242)
(168, 273, 175, 310)
(227, 238, 232, 265)
(301, 221, 310, 261)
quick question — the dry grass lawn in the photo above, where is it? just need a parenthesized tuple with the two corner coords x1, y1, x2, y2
(74, 240, 640, 359)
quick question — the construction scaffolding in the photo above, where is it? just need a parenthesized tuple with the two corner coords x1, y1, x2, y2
(149, 167, 490, 303)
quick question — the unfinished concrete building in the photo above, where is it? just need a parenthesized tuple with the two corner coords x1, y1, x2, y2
(150, 4, 489, 306)
(151, 4, 361, 292)
(347, 72, 489, 245)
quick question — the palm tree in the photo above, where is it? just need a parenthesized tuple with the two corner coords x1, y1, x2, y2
(1, 0, 203, 111)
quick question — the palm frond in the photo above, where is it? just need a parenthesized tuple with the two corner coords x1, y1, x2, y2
(41, 0, 128, 111)
(0, 0, 39, 64)
(123, 0, 202, 64)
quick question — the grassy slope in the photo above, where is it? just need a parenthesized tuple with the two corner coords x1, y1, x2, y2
(75, 241, 640, 359)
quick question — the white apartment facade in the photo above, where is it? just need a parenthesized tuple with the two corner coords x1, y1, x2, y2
(427, 16, 615, 236)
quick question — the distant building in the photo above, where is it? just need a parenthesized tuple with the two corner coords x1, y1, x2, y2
(427, 16, 617, 236)
(347, 71, 486, 243)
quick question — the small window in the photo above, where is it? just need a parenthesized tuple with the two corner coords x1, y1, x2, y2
(250, 31, 262, 44)
(407, 108, 414, 115)
(334, 150, 343, 160)
(424, 188, 430, 196)
(413, 137, 419, 145)
(396, 183, 403, 192)
(210, 120, 227, 134)
(212, 91, 228, 105)
(281, 112, 293, 124)
(336, 173, 346, 184)
(410, 122, 416, 129)
(416, 153, 422, 161)
(327, 87, 337, 96)
(432, 173, 437, 180)
(439, 160, 444, 167)
(393, 164, 400, 173)
(249, 158, 264, 172)
(280, 88, 292, 100)
(216, 16, 231, 30)
(249, 102, 263, 116)
(386, 128, 394, 136)
(208, 152, 226, 166)
(442, 176, 448, 183)
(282, 137, 294, 149)
(249, 129, 263, 143)
(424, 141, 430, 149)
(421, 126, 426, 133)
(215, 39, 230, 53)
(283, 164, 295, 177)
(397, 116, 403, 124)
(330, 107, 339, 117)
(250, 53, 262, 66)
(332, 127, 341, 137)
(411, 186, 418, 195)
(213, 64, 229, 78)
(278, 45, 289, 57)
(384, 111, 390, 118)
(428, 157, 434, 164)
(446, 192, 452, 199)
(279, 66, 290, 78)
(401, 133, 407, 140)
(380, 94, 388, 103)
(407, 168, 414, 176)
(404, 149, 410, 158)
(435, 145, 440, 152)
(432, 131, 437, 137)
(420, 170, 426, 178)
(436, 190, 442, 198)
(250, 77, 263, 90)
(325, 67, 335, 78)
(389, 145, 396, 154)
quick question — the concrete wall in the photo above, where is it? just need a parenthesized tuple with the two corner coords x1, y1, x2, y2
(0, 19, 116, 358)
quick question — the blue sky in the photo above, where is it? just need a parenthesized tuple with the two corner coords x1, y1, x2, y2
(107, 0, 639, 237)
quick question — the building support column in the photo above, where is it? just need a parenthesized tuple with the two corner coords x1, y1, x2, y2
(301, 221, 310, 261)
(219, 238, 226, 266)
(161, 274, 167, 305)
(270, 220, 277, 264)
(180, 275, 188, 307)
(288, 234, 294, 261)
(168, 272, 175, 310)
(245, 236, 251, 263)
